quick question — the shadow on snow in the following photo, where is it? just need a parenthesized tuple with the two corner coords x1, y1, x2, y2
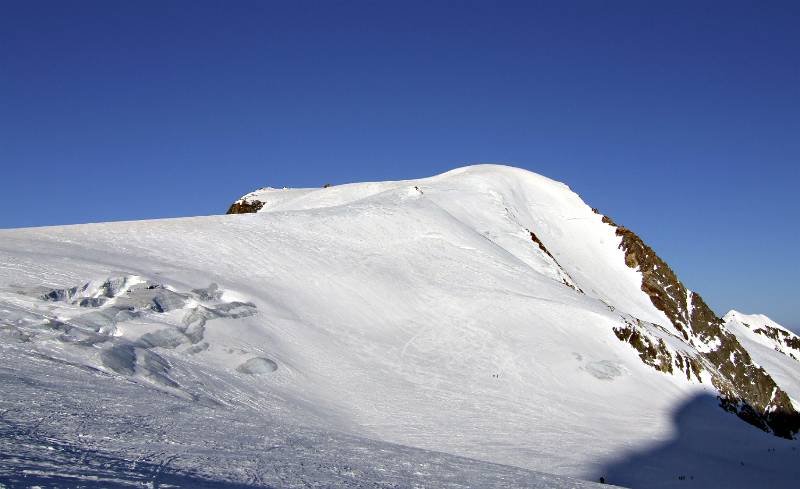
(596, 393, 800, 489)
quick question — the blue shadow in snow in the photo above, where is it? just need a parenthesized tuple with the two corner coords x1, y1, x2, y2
(597, 393, 800, 489)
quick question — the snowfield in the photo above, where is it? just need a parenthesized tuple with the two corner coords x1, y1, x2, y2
(1, 165, 798, 488)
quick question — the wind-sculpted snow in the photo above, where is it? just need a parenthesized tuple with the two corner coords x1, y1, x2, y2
(1, 164, 798, 488)
(1, 275, 259, 397)
(237, 356, 279, 374)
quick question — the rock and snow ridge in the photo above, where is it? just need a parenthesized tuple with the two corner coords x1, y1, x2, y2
(231, 164, 800, 439)
(2, 164, 799, 488)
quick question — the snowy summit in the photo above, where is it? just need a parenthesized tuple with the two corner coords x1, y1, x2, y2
(1, 164, 799, 488)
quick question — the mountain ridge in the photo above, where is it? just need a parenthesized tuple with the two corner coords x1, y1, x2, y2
(1, 164, 798, 488)
(228, 164, 800, 439)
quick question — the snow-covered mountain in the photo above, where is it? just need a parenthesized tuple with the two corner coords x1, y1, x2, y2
(1, 164, 798, 488)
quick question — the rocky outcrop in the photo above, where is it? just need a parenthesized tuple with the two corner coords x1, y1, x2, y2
(753, 325, 800, 349)
(729, 314, 800, 362)
(612, 320, 674, 374)
(528, 230, 582, 292)
(226, 199, 264, 214)
(601, 214, 800, 439)
(529, 230, 555, 261)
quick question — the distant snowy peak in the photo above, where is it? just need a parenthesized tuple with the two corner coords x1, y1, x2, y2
(227, 164, 800, 438)
(724, 310, 794, 335)
(725, 311, 800, 362)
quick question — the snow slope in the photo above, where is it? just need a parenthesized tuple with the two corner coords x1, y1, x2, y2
(1, 165, 798, 488)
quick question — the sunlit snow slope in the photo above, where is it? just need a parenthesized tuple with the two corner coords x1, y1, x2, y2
(2, 165, 798, 488)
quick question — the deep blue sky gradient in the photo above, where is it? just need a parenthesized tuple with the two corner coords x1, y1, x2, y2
(1, 1, 798, 329)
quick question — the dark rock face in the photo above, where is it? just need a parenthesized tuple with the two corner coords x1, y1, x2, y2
(611, 317, 704, 383)
(612, 320, 674, 374)
(602, 215, 800, 439)
(226, 199, 264, 214)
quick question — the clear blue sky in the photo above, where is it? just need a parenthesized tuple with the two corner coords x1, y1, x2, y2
(1, 1, 798, 329)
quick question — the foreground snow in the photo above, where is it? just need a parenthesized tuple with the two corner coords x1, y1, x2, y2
(0, 347, 609, 488)
(1, 165, 798, 488)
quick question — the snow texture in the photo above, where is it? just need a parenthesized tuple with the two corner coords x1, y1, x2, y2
(1, 164, 798, 488)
